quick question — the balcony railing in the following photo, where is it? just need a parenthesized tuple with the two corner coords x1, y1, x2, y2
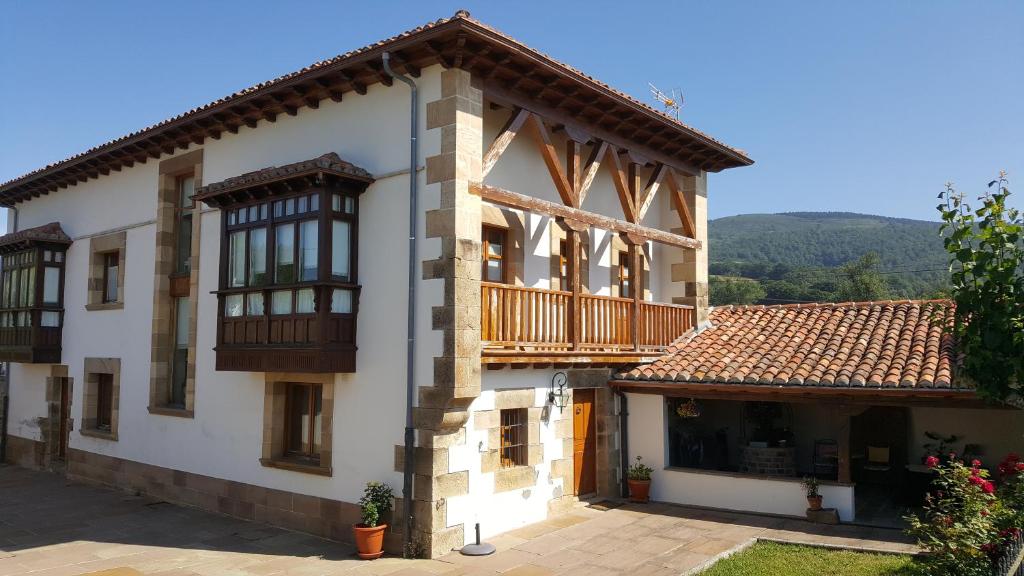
(481, 282, 693, 361)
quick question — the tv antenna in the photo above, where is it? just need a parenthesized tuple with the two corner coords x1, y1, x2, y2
(649, 83, 683, 120)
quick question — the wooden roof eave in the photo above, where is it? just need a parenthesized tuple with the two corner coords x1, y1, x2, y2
(0, 14, 752, 206)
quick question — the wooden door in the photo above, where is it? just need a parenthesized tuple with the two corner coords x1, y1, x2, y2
(573, 388, 596, 495)
(57, 378, 69, 460)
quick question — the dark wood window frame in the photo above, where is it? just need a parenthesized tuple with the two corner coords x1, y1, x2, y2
(95, 373, 114, 432)
(284, 382, 323, 464)
(102, 251, 119, 303)
(0, 229, 70, 364)
(196, 156, 373, 374)
(482, 225, 508, 284)
(617, 249, 632, 299)
(499, 408, 528, 468)
(172, 173, 196, 279)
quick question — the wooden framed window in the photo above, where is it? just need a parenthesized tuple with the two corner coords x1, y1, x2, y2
(174, 174, 196, 276)
(102, 252, 119, 303)
(482, 225, 508, 284)
(617, 250, 631, 299)
(499, 408, 527, 468)
(558, 239, 569, 290)
(285, 382, 323, 463)
(96, 373, 114, 431)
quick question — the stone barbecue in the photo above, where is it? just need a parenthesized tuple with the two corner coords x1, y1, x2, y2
(740, 445, 796, 477)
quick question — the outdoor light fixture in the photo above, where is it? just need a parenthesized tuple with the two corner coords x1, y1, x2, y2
(549, 371, 569, 413)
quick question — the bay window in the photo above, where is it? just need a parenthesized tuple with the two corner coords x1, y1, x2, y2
(195, 152, 372, 373)
(0, 223, 72, 363)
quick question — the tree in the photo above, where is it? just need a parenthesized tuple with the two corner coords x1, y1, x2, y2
(938, 173, 1023, 405)
(836, 252, 889, 301)
(709, 276, 767, 306)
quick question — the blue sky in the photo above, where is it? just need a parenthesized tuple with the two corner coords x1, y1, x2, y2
(2, 1, 1021, 223)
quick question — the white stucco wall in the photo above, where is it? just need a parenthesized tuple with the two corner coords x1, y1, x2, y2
(626, 393, 855, 521)
(448, 369, 570, 544)
(5, 64, 446, 507)
(908, 406, 1024, 466)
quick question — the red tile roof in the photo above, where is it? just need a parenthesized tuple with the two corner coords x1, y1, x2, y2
(0, 222, 72, 253)
(618, 300, 961, 389)
(0, 10, 752, 204)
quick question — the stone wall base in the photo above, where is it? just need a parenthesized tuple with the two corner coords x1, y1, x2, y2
(63, 448, 401, 553)
(3, 434, 45, 469)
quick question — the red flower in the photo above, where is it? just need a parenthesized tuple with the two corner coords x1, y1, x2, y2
(925, 455, 940, 468)
(1017, 462, 1024, 472)
(982, 480, 995, 494)
(969, 475, 984, 486)
(972, 459, 982, 468)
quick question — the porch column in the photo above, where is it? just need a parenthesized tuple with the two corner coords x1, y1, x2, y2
(623, 233, 644, 351)
(838, 413, 851, 484)
(563, 218, 587, 351)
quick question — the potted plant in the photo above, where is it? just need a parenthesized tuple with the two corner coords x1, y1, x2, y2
(627, 456, 653, 503)
(353, 482, 393, 560)
(802, 476, 822, 511)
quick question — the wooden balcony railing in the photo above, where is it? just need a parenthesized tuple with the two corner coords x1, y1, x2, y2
(481, 282, 694, 360)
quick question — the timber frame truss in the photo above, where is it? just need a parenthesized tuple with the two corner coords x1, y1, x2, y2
(475, 105, 700, 369)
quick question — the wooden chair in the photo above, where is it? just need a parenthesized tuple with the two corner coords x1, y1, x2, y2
(812, 439, 839, 480)
(862, 445, 892, 483)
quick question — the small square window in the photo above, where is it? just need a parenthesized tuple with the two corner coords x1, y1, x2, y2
(499, 408, 527, 468)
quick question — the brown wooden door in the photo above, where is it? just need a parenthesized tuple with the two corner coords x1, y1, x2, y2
(57, 378, 69, 460)
(573, 388, 596, 495)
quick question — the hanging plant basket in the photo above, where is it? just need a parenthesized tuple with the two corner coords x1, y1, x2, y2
(675, 398, 701, 418)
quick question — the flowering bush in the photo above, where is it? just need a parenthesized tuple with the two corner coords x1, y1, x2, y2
(906, 458, 1001, 575)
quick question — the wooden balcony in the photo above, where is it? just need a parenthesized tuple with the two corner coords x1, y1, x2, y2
(0, 310, 63, 364)
(480, 282, 694, 366)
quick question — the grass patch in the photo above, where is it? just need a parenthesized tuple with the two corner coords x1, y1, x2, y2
(700, 541, 925, 576)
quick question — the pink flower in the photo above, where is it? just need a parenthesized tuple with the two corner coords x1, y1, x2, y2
(1017, 462, 1024, 472)
(925, 455, 940, 468)
(969, 475, 984, 486)
(972, 459, 982, 468)
(982, 481, 995, 494)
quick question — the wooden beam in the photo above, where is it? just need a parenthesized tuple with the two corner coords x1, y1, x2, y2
(636, 163, 667, 222)
(578, 140, 607, 208)
(474, 182, 700, 250)
(666, 170, 696, 238)
(566, 139, 581, 203)
(525, 113, 575, 207)
(605, 146, 636, 222)
(481, 108, 529, 178)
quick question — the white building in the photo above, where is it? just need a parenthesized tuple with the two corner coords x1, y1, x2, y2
(9, 9, 1006, 559)
(0, 11, 748, 558)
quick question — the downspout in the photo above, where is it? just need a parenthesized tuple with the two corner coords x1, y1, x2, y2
(382, 51, 418, 557)
(615, 388, 629, 498)
(0, 205, 14, 463)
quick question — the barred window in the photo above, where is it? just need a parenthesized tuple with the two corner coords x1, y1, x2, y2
(500, 408, 527, 468)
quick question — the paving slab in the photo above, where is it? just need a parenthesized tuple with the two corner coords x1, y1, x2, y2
(0, 465, 918, 576)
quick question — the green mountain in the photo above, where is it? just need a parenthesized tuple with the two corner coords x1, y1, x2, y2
(707, 212, 950, 303)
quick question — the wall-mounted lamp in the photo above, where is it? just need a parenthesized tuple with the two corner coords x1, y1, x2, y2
(549, 371, 569, 413)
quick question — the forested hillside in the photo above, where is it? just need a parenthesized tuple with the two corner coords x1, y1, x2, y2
(707, 212, 950, 304)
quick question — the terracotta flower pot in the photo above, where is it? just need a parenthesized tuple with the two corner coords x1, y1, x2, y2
(807, 495, 823, 511)
(353, 523, 387, 559)
(628, 479, 651, 503)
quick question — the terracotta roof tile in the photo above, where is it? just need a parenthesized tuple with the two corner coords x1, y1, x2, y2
(617, 300, 963, 390)
(0, 222, 72, 251)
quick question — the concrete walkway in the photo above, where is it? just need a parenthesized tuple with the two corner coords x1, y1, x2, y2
(0, 466, 917, 576)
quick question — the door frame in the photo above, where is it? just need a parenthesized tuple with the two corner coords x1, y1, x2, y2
(572, 387, 597, 496)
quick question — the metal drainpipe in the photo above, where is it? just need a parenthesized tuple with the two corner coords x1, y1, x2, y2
(614, 389, 630, 498)
(382, 51, 418, 557)
(0, 206, 14, 463)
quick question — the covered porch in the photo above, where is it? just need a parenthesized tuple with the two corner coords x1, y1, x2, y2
(611, 300, 1023, 526)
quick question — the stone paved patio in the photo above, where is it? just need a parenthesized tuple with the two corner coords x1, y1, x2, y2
(0, 465, 918, 575)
